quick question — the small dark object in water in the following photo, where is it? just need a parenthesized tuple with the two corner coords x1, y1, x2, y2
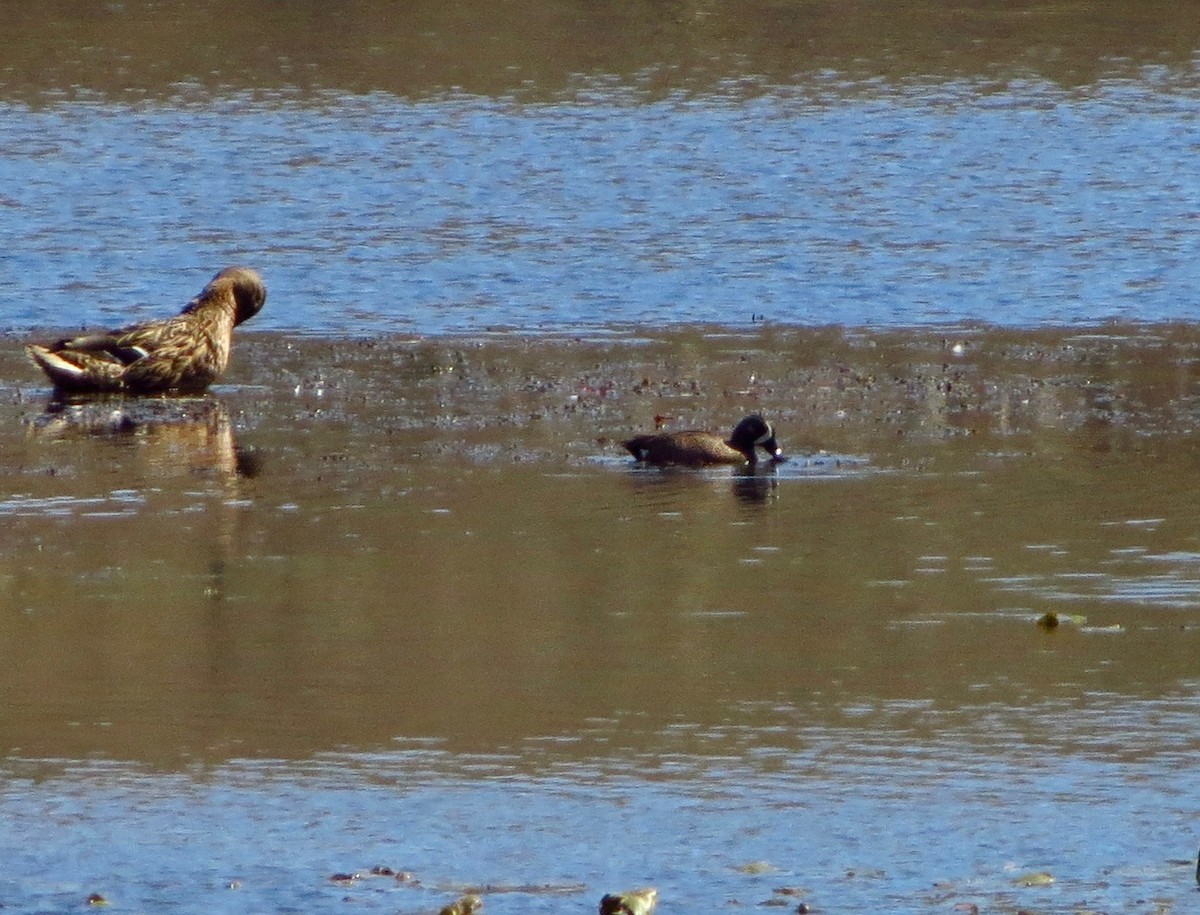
(234, 445, 266, 479)
(1195, 845, 1199, 886)
(438, 893, 483, 915)
(25, 266, 266, 395)
(772, 887, 810, 909)
(1037, 611, 1060, 630)
(599, 887, 657, 915)
(623, 415, 784, 467)
(86, 894, 109, 906)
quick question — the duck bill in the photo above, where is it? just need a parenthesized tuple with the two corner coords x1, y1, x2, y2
(763, 438, 785, 463)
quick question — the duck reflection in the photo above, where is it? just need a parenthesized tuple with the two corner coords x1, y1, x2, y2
(622, 461, 779, 507)
(731, 463, 779, 506)
(28, 395, 261, 605)
(29, 395, 261, 481)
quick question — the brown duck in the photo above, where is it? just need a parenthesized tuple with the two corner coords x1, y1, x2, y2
(25, 266, 266, 395)
(623, 414, 784, 467)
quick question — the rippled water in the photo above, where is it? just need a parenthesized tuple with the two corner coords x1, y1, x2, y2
(3, 79, 1200, 335)
(4, 328, 1200, 911)
(1, 744, 1194, 914)
(5, 2, 1200, 912)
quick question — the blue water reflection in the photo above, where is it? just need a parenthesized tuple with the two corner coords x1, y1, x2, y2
(2, 730, 1195, 914)
(2, 79, 1199, 335)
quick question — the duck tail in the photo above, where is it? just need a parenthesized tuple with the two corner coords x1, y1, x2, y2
(25, 344, 123, 393)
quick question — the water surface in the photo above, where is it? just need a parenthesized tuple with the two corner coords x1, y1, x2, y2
(4, 3, 1200, 911)
(3, 328, 1200, 911)
(5, 83, 1200, 336)
(2, 4, 1200, 334)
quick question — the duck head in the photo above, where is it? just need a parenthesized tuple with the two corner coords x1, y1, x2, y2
(187, 266, 267, 325)
(730, 414, 785, 463)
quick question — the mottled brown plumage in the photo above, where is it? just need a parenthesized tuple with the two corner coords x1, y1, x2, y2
(25, 266, 266, 395)
(623, 414, 783, 467)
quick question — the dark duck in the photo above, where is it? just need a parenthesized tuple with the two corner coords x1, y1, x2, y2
(623, 414, 784, 467)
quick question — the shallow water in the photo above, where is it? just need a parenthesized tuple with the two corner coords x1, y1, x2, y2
(4, 327, 1200, 911)
(5, 83, 1200, 335)
(3, 5, 1200, 335)
(5, 2, 1200, 911)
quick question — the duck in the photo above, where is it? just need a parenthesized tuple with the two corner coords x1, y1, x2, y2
(25, 266, 266, 395)
(623, 414, 784, 467)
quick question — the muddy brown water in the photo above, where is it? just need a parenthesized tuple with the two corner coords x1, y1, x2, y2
(2, 326, 1199, 911)
(5, 0, 1200, 100)
(5, 1, 1200, 910)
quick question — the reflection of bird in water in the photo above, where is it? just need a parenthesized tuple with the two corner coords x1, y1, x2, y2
(599, 888, 657, 915)
(620, 448, 780, 507)
(25, 266, 265, 395)
(29, 396, 262, 604)
(732, 463, 780, 505)
(29, 396, 261, 481)
(623, 415, 784, 467)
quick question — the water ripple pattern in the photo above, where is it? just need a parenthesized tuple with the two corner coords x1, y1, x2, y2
(2, 79, 1200, 334)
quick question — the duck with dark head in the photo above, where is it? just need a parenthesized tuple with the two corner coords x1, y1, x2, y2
(25, 266, 266, 396)
(623, 414, 784, 468)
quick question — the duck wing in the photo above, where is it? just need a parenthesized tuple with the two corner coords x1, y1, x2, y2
(25, 343, 129, 392)
(28, 313, 220, 394)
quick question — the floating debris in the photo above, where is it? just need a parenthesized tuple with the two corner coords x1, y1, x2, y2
(86, 894, 109, 906)
(1036, 611, 1088, 630)
(1080, 623, 1124, 635)
(451, 882, 584, 896)
(439, 893, 483, 915)
(737, 860, 777, 875)
(1012, 871, 1054, 887)
(370, 865, 417, 881)
(772, 886, 812, 909)
(772, 886, 805, 896)
(599, 887, 658, 915)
